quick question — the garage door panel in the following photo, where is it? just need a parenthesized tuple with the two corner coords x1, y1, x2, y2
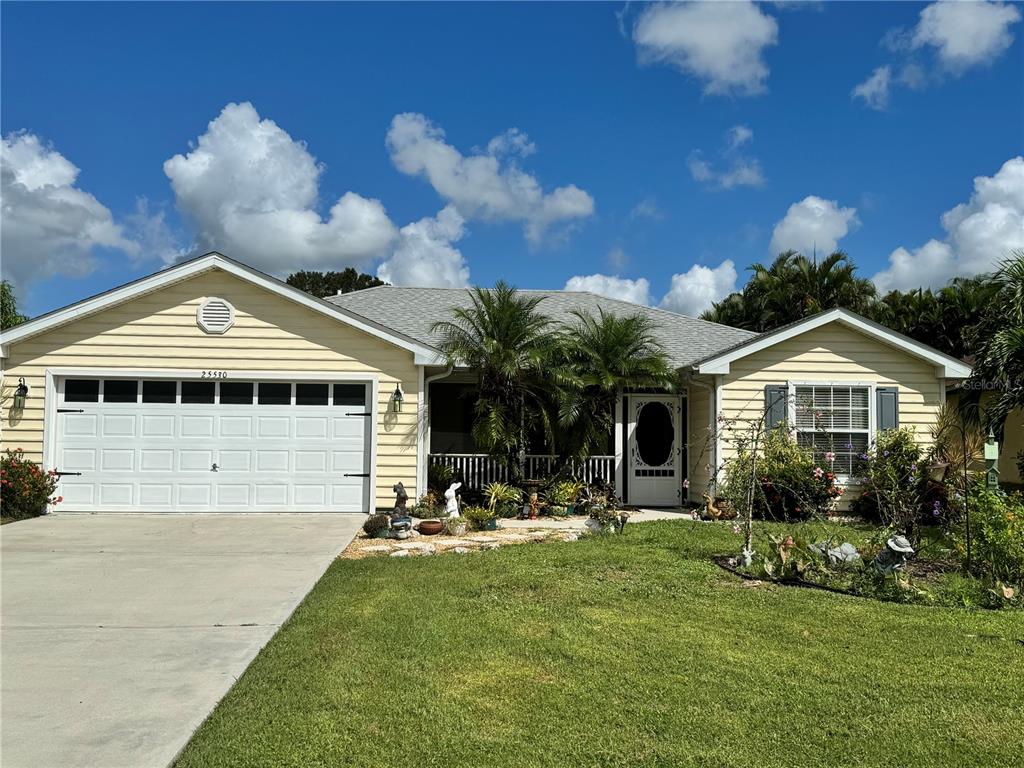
(54, 377, 371, 512)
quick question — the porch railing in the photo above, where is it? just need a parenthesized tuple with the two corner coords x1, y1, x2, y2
(429, 453, 616, 488)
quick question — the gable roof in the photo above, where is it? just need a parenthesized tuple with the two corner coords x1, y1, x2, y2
(0, 253, 440, 364)
(327, 286, 757, 369)
(694, 307, 972, 378)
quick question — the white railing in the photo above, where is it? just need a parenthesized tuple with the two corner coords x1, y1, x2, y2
(429, 454, 616, 488)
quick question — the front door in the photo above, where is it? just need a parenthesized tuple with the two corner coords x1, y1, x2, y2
(627, 396, 683, 506)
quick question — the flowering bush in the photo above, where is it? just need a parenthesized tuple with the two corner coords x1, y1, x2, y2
(954, 487, 1024, 585)
(721, 428, 843, 522)
(1, 448, 61, 520)
(850, 428, 946, 541)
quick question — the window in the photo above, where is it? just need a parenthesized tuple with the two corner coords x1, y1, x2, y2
(181, 381, 215, 404)
(103, 380, 139, 403)
(65, 379, 100, 402)
(333, 384, 365, 407)
(220, 382, 254, 405)
(793, 384, 870, 476)
(296, 383, 329, 406)
(142, 380, 177, 404)
(258, 382, 291, 405)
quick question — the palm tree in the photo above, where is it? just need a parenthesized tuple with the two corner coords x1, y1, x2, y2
(702, 251, 877, 331)
(555, 309, 675, 462)
(431, 282, 557, 484)
(966, 252, 1024, 437)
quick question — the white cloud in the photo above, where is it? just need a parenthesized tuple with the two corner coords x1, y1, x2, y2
(770, 196, 859, 256)
(629, 198, 663, 221)
(689, 125, 766, 190)
(485, 128, 536, 158)
(163, 102, 397, 275)
(607, 245, 629, 270)
(727, 125, 754, 150)
(659, 260, 738, 317)
(852, 65, 892, 110)
(873, 156, 1024, 291)
(912, 0, 1021, 71)
(632, 1, 779, 96)
(0, 132, 139, 289)
(376, 205, 469, 288)
(564, 274, 652, 306)
(386, 113, 594, 244)
(856, 2, 1020, 110)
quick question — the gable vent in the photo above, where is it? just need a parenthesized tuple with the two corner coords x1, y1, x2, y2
(197, 297, 235, 334)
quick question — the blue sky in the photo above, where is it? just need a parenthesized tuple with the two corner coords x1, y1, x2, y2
(2, 1, 1022, 318)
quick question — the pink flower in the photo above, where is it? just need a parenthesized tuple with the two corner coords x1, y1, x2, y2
(813, 467, 824, 479)
(824, 451, 836, 463)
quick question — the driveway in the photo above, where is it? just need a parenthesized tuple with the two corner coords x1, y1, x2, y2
(0, 513, 363, 768)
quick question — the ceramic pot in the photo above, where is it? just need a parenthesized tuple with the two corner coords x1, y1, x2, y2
(418, 519, 444, 536)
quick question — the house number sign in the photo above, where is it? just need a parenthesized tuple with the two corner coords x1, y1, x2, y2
(200, 370, 229, 379)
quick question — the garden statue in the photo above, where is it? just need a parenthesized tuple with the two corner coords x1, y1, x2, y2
(444, 482, 462, 517)
(811, 541, 861, 565)
(392, 482, 409, 514)
(873, 535, 914, 574)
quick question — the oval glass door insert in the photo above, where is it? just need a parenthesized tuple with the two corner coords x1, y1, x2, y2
(635, 401, 674, 467)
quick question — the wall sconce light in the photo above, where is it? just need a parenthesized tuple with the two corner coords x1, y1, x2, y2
(13, 377, 29, 410)
(391, 383, 404, 413)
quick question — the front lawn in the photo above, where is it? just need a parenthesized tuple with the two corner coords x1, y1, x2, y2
(176, 521, 1023, 768)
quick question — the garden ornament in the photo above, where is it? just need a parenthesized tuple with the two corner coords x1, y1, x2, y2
(392, 482, 409, 514)
(444, 482, 462, 517)
(873, 535, 914, 574)
(811, 541, 861, 565)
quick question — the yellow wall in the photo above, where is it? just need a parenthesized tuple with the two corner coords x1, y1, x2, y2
(0, 268, 420, 508)
(999, 408, 1023, 485)
(714, 322, 946, 508)
(685, 380, 714, 502)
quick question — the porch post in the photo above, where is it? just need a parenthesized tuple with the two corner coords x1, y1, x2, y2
(614, 394, 624, 502)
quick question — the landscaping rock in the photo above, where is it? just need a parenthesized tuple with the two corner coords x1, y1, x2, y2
(453, 547, 470, 554)
(361, 545, 392, 554)
(389, 550, 410, 558)
(466, 535, 499, 543)
(433, 539, 466, 549)
(481, 542, 501, 550)
(560, 532, 579, 542)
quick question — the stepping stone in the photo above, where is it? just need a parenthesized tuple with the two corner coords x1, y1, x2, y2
(496, 534, 528, 542)
(453, 547, 470, 554)
(481, 542, 501, 550)
(466, 535, 499, 543)
(390, 550, 410, 558)
(560, 533, 579, 542)
(395, 542, 433, 551)
(433, 539, 467, 548)
(361, 545, 392, 554)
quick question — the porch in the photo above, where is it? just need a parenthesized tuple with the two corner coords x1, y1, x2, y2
(428, 453, 616, 488)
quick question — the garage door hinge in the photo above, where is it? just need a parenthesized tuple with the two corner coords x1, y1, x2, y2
(57, 408, 85, 414)
(344, 473, 370, 478)
(55, 471, 83, 477)
(345, 412, 373, 417)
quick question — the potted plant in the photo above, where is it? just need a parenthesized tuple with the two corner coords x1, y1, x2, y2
(462, 505, 498, 532)
(549, 480, 584, 516)
(483, 482, 522, 518)
(444, 516, 468, 536)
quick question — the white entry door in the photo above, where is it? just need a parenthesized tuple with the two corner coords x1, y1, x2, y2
(53, 377, 372, 512)
(627, 396, 683, 506)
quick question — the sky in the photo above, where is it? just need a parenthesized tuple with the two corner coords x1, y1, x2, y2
(2, 1, 1022, 319)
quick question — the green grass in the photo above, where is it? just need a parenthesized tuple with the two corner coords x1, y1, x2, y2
(176, 521, 1024, 768)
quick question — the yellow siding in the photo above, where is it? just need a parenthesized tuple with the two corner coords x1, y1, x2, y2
(0, 268, 420, 508)
(685, 380, 714, 502)
(999, 408, 1023, 485)
(716, 323, 945, 509)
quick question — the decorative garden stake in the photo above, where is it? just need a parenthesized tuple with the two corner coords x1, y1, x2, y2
(984, 429, 1000, 490)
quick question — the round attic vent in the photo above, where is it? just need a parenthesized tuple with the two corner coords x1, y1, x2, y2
(197, 297, 235, 334)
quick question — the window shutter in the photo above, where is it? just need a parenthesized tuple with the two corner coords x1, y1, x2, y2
(764, 385, 788, 429)
(876, 387, 899, 431)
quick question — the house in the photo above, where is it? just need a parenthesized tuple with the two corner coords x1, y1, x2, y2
(0, 252, 980, 513)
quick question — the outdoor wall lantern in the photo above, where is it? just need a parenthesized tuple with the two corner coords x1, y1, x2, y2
(391, 383, 404, 413)
(12, 377, 28, 410)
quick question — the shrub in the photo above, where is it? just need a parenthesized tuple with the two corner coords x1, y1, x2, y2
(483, 482, 522, 518)
(850, 428, 936, 538)
(548, 479, 585, 508)
(363, 513, 391, 537)
(955, 487, 1024, 585)
(461, 505, 496, 531)
(721, 428, 842, 522)
(1, 448, 61, 520)
(412, 491, 444, 518)
(428, 462, 456, 494)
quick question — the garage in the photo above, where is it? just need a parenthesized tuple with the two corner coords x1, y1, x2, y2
(52, 375, 374, 512)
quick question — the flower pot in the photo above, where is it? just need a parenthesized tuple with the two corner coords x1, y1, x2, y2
(484, 518, 498, 531)
(566, 504, 576, 516)
(418, 519, 444, 536)
(447, 521, 468, 537)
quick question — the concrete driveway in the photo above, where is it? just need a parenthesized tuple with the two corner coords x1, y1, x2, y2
(1, 513, 362, 768)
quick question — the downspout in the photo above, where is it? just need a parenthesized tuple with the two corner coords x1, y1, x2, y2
(420, 364, 455, 494)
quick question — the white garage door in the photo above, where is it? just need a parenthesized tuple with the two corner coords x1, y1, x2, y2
(53, 377, 372, 512)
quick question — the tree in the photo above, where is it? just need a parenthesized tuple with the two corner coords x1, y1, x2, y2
(286, 268, 385, 298)
(1, 281, 27, 329)
(964, 252, 1024, 437)
(431, 282, 557, 484)
(555, 309, 675, 462)
(702, 251, 877, 331)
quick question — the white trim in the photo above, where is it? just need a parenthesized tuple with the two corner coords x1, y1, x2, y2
(787, 380, 876, 482)
(43, 366, 380, 512)
(713, 374, 724, 489)
(0, 253, 441, 365)
(696, 308, 972, 379)
(614, 394, 624, 497)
